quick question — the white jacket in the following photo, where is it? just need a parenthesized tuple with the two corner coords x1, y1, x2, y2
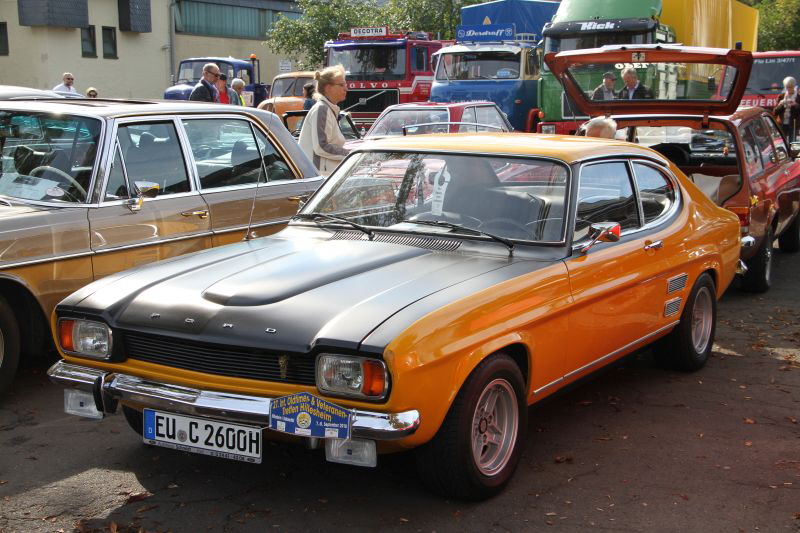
(298, 96, 350, 176)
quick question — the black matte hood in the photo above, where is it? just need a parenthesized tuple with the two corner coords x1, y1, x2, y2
(62, 229, 529, 354)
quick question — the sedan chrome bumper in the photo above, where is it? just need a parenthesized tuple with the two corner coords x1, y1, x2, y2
(47, 361, 420, 441)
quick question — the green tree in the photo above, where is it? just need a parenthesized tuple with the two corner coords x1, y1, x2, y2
(384, 0, 485, 40)
(754, 0, 800, 50)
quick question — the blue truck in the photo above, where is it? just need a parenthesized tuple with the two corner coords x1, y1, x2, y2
(163, 56, 269, 106)
(429, 0, 559, 131)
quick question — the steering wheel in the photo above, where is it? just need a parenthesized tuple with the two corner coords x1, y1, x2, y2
(478, 217, 535, 240)
(29, 166, 87, 199)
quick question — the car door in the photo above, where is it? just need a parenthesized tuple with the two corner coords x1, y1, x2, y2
(181, 116, 319, 246)
(761, 114, 800, 234)
(88, 118, 212, 279)
(458, 106, 477, 133)
(563, 159, 675, 378)
(747, 118, 781, 238)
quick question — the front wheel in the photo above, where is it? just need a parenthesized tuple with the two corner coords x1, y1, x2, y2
(415, 354, 527, 501)
(655, 273, 716, 371)
(741, 226, 773, 293)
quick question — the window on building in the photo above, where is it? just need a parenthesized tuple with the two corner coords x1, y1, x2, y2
(102, 26, 117, 59)
(81, 26, 96, 58)
(0, 23, 8, 56)
(175, 1, 299, 39)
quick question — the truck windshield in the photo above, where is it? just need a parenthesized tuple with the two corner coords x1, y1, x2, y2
(177, 61, 234, 83)
(544, 32, 651, 66)
(746, 56, 800, 93)
(327, 46, 407, 81)
(435, 51, 521, 81)
(0, 111, 102, 203)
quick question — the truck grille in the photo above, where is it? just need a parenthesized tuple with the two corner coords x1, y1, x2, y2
(341, 89, 399, 113)
(123, 331, 316, 385)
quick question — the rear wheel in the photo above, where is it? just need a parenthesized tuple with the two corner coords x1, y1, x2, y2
(415, 354, 527, 501)
(741, 226, 773, 293)
(655, 273, 716, 371)
(778, 214, 800, 253)
(0, 295, 21, 395)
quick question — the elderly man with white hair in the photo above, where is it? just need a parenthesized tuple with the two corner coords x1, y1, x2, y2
(584, 116, 618, 139)
(774, 76, 800, 142)
(230, 78, 247, 106)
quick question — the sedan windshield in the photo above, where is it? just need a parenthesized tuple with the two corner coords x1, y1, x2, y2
(436, 51, 521, 80)
(368, 109, 450, 137)
(0, 111, 102, 203)
(300, 151, 569, 242)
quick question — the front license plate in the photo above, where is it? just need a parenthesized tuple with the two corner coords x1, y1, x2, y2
(143, 409, 262, 464)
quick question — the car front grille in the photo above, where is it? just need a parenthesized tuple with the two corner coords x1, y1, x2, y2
(123, 331, 316, 385)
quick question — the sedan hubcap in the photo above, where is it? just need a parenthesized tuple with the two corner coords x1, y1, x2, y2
(471, 378, 519, 476)
(691, 286, 713, 354)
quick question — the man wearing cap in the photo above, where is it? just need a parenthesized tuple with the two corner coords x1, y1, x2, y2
(592, 72, 617, 100)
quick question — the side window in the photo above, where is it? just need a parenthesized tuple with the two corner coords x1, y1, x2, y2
(236, 69, 251, 85)
(412, 47, 428, 72)
(475, 106, 507, 132)
(575, 162, 639, 241)
(104, 144, 129, 200)
(750, 119, 776, 170)
(294, 77, 312, 97)
(116, 121, 190, 195)
(633, 163, 675, 224)
(182, 119, 263, 189)
(458, 107, 477, 133)
(762, 116, 789, 161)
(253, 128, 296, 181)
(740, 125, 764, 176)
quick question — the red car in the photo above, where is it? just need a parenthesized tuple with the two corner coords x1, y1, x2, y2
(547, 45, 800, 293)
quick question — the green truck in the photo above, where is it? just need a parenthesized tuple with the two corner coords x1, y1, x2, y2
(537, 0, 758, 134)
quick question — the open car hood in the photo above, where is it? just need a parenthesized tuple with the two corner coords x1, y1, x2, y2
(545, 45, 753, 117)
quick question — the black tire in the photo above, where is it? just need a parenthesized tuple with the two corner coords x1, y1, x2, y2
(415, 354, 527, 501)
(655, 273, 716, 372)
(741, 225, 773, 293)
(0, 294, 21, 395)
(122, 405, 144, 436)
(778, 213, 800, 253)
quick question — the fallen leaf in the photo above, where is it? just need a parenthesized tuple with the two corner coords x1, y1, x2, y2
(744, 418, 756, 424)
(125, 491, 152, 505)
(546, 512, 558, 516)
(167, 483, 179, 489)
(136, 504, 159, 513)
(788, 417, 797, 424)
(793, 512, 800, 520)
(554, 455, 574, 464)
(594, 436, 612, 442)
(318, 498, 328, 504)
(0, 480, 6, 485)
(109, 522, 119, 533)
(399, 517, 409, 523)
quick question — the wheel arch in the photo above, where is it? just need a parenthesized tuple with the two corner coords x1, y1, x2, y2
(0, 275, 52, 356)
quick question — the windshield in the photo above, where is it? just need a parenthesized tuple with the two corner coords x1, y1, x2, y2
(543, 32, 651, 70)
(0, 111, 102, 203)
(177, 61, 234, 84)
(300, 151, 569, 242)
(328, 45, 407, 81)
(271, 76, 313, 98)
(435, 51, 521, 80)
(368, 109, 450, 137)
(746, 56, 800, 93)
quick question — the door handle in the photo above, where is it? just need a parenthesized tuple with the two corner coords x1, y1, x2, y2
(181, 209, 209, 219)
(644, 240, 663, 251)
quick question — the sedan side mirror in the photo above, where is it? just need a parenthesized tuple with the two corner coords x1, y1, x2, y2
(790, 142, 800, 160)
(125, 181, 160, 212)
(580, 222, 621, 253)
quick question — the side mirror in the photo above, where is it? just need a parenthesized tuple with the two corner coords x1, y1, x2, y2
(580, 222, 621, 253)
(134, 181, 160, 198)
(790, 142, 800, 159)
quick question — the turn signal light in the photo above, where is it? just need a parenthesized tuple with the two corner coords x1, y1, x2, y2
(361, 359, 387, 397)
(59, 318, 75, 352)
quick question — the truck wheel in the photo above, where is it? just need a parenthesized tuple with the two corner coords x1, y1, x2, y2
(122, 406, 144, 436)
(415, 354, 527, 501)
(778, 214, 800, 253)
(741, 226, 773, 293)
(655, 273, 716, 372)
(0, 295, 21, 395)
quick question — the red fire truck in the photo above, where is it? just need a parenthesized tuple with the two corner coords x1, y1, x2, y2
(324, 27, 452, 129)
(739, 51, 800, 111)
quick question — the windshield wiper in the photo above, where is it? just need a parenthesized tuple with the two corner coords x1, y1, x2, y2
(293, 213, 374, 239)
(407, 219, 515, 255)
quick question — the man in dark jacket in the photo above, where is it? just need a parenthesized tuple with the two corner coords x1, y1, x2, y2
(617, 68, 655, 100)
(592, 72, 617, 100)
(189, 63, 220, 102)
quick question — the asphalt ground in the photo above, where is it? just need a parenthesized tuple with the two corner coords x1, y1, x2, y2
(1, 250, 798, 533)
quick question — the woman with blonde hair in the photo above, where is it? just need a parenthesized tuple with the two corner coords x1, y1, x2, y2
(298, 64, 351, 176)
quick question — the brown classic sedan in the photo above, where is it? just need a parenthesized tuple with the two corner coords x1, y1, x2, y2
(0, 100, 321, 392)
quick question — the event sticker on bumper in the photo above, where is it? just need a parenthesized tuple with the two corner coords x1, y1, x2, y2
(269, 392, 352, 439)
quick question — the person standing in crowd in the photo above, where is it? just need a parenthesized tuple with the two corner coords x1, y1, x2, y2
(231, 78, 247, 106)
(302, 82, 316, 110)
(189, 63, 220, 102)
(617, 68, 654, 99)
(53, 72, 78, 94)
(298, 65, 350, 176)
(774, 76, 800, 142)
(592, 72, 617, 100)
(215, 73, 240, 105)
(85, 87, 98, 98)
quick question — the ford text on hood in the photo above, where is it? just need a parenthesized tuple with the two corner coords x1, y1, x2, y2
(48, 134, 742, 500)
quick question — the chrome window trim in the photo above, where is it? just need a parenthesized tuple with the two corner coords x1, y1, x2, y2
(91, 230, 215, 255)
(211, 218, 290, 236)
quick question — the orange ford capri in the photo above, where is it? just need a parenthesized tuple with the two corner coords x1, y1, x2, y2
(48, 133, 742, 500)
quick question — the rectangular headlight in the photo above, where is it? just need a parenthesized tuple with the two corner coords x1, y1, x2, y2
(58, 318, 113, 359)
(540, 124, 557, 135)
(316, 354, 388, 400)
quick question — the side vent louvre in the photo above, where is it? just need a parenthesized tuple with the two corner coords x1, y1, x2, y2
(667, 273, 688, 294)
(330, 230, 461, 251)
(664, 297, 682, 317)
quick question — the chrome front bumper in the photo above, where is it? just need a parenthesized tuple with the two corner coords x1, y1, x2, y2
(48, 361, 420, 441)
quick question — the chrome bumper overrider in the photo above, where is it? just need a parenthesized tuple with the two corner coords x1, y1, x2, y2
(47, 361, 420, 441)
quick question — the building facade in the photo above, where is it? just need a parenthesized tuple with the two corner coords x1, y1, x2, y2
(0, 0, 300, 99)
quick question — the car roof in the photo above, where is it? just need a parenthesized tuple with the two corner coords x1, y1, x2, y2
(273, 71, 316, 80)
(359, 133, 668, 164)
(0, 85, 63, 99)
(609, 106, 766, 124)
(0, 99, 261, 118)
(752, 51, 800, 58)
(385, 101, 497, 110)
(181, 57, 253, 67)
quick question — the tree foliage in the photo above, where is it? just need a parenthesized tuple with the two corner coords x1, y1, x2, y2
(752, 0, 800, 51)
